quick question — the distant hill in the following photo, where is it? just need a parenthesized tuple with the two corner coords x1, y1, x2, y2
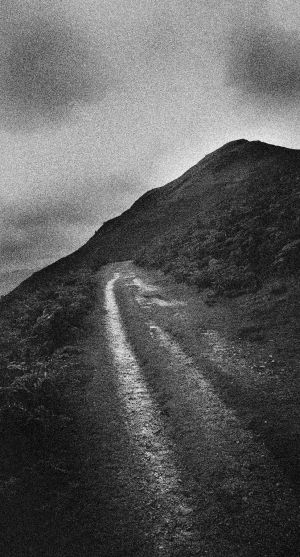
(7, 139, 300, 298)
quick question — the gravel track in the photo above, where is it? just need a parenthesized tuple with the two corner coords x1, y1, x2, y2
(77, 261, 299, 556)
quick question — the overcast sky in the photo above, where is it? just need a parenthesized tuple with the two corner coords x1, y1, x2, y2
(0, 0, 299, 274)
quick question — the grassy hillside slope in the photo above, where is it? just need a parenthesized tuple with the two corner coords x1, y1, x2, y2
(136, 146, 300, 295)
(84, 139, 300, 274)
(134, 139, 300, 351)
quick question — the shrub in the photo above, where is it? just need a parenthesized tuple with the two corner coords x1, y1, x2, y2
(193, 269, 212, 289)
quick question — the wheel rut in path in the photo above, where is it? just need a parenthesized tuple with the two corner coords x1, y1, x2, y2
(105, 272, 199, 556)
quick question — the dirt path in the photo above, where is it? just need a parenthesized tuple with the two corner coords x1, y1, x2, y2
(77, 261, 299, 556)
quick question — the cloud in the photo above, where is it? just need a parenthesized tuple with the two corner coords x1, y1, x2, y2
(0, 172, 144, 269)
(3, 175, 140, 231)
(0, 212, 72, 268)
(140, 8, 184, 63)
(226, 20, 300, 102)
(6, 199, 95, 230)
(0, 11, 114, 130)
(0, 235, 32, 262)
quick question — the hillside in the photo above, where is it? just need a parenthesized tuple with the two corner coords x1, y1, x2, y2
(11, 139, 299, 295)
(80, 138, 300, 275)
(136, 140, 300, 293)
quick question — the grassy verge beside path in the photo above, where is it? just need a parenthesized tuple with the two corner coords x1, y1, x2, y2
(0, 267, 97, 556)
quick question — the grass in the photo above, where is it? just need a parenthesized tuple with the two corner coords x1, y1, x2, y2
(0, 267, 97, 555)
(135, 169, 300, 297)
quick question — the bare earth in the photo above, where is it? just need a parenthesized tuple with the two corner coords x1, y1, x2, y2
(74, 261, 299, 557)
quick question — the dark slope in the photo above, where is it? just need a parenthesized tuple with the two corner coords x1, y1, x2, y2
(136, 140, 300, 290)
(6, 138, 300, 299)
(82, 139, 300, 271)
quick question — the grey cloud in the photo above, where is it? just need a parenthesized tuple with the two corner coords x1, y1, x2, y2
(226, 21, 300, 101)
(0, 236, 32, 261)
(0, 172, 143, 268)
(6, 199, 95, 230)
(141, 11, 184, 62)
(0, 228, 63, 266)
(0, 192, 94, 268)
(0, 227, 77, 274)
(0, 13, 114, 129)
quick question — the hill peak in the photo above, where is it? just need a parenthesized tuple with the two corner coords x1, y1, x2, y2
(192, 138, 299, 180)
(218, 138, 249, 149)
(206, 138, 291, 159)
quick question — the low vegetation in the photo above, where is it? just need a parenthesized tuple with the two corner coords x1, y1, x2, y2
(136, 170, 300, 297)
(0, 268, 97, 552)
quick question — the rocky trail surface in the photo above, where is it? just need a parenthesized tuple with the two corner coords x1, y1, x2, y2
(75, 261, 299, 557)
